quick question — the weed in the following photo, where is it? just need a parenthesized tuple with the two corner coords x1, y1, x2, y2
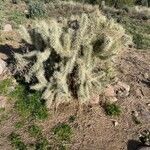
(35, 138, 51, 150)
(0, 108, 5, 113)
(9, 10, 26, 28)
(15, 121, 25, 129)
(0, 114, 9, 124)
(28, 124, 42, 137)
(105, 103, 121, 116)
(0, 79, 13, 95)
(133, 33, 143, 49)
(8, 132, 27, 150)
(10, 84, 48, 120)
(53, 123, 72, 141)
(28, 1, 46, 18)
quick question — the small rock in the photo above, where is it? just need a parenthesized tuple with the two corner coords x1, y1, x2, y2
(3, 24, 13, 32)
(147, 103, 150, 107)
(136, 88, 143, 98)
(115, 81, 130, 98)
(117, 81, 130, 92)
(0, 96, 7, 108)
(112, 120, 118, 127)
(90, 94, 100, 105)
(0, 59, 7, 75)
(24, 10, 28, 14)
(132, 110, 139, 117)
(106, 96, 118, 103)
(104, 85, 116, 97)
(135, 104, 150, 124)
(144, 73, 149, 79)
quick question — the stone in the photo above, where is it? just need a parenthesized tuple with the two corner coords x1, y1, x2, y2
(0, 59, 6, 75)
(115, 81, 130, 98)
(112, 120, 118, 127)
(117, 81, 130, 92)
(0, 96, 7, 108)
(3, 24, 13, 32)
(135, 104, 150, 124)
(106, 97, 118, 103)
(90, 94, 100, 105)
(136, 88, 143, 98)
(144, 73, 149, 79)
(104, 85, 116, 97)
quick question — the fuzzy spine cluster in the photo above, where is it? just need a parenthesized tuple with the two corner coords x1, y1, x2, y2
(14, 10, 131, 108)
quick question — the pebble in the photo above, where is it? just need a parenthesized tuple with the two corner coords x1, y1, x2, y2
(3, 24, 13, 32)
(0, 59, 6, 75)
(0, 96, 7, 108)
(104, 85, 116, 97)
(112, 120, 118, 127)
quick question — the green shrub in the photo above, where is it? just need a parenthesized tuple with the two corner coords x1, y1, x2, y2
(15, 91, 48, 119)
(8, 132, 27, 150)
(28, 1, 46, 18)
(10, 84, 48, 120)
(0, 79, 13, 95)
(28, 125, 42, 137)
(15, 121, 25, 129)
(133, 33, 143, 49)
(53, 123, 72, 141)
(105, 103, 121, 116)
(9, 10, 26, 28)
(35, 138, 50, 150)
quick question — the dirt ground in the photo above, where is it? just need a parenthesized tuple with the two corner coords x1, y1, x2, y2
(0, 40, 150, 150)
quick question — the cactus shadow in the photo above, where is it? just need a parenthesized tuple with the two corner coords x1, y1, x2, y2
(127, 140, 142, 150)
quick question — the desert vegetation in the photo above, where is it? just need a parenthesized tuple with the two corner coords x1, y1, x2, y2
(0, 0, 149, 150)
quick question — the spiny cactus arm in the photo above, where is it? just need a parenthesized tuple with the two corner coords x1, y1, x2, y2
(35, 21, 50, 43)
(31, 69, 48, 91)
(22, 51, 37, 58)
(62, 31, 72, 56)
(19, 26, 32, 44)
(49, 20, 64, 55)
(42, 83, 56, 108)
(25, 49, 51, 83)
(14, 53, 29, 70)
(71, 13, 89, 51)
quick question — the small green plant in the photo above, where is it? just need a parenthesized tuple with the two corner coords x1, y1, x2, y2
(35, 138, 50, 150)
(10, 84, 48, 120)
(28, 1, 46, 18)
(28, 124, 42, 137)
(0, 79, 13, 95)
(16, 91, 48, 120)
(15, 121, 24, 129)
(133, 33, 143, 49)
(105, 103, 121, 116)
(0, 114, 9, 124)
(8, 132, 27, 150)
(9, 10, 26, 28)
(53, 123, 72, 141)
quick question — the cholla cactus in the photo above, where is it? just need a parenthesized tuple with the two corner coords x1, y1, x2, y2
(14, 10, 131, 108)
